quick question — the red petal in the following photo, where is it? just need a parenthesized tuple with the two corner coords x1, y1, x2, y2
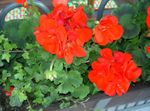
(94, 27, 109, 46)
(114, 52, 132, 63)
(125, 61, 142, 82)
(105, 82, 116, 96)
(72, 6, 88, 27)
(57, 26, 67, 42)
(64, 48, 74, 64)
(96, 78, 109, 91)
(4, 91, 12, 96)
(15, 0, 26, 4)
(44, 38, 59, 54)
(88, 70, 98, 83)
(10, 86, 14, 91)
(100, 15, 119, 25)
(73, 45, 86, 57)
(76, 28, 92, 46)
(100, 48, 113, 59)
(146, 16, 150, 29)
(146, 46, 150, 54)
(35, 32, 49, 45)
(107, 25, 124, 41)
(52, 0, 68, 7)
(116, 78, 130, 96)
(39, 15, 57, 31)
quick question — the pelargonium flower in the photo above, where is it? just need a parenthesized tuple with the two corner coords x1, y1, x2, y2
(34, 5, 92, 64)
(88, 48, 141, 96)
(146, 6, 150, 29)
(146, 46, 150, 54)
(94, 15, 124, 46)
(3, 86, 14, 96)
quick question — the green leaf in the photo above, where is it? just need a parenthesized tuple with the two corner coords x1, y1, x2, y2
(112, 4, 141, 39)
(14, 73, 24, 80)
(142, 61, 150, 81)
(55, 70, 83, 94)
(42, 87, 59, 107)
(22, 51, 30, 59)
(57, 81, 75, 94)
(2, 53, 11, 62)
(10, 90, 27, 107)
(2, 70, 11, 81)
(59, 102, 71, 109)
(0, 34, 5, 43)
(33, 98, 43, 104)
(0, 60, 4, 67)
(72, 85, 90, 99)
(73, 56, 88, 66)
(125, 47, 146, 66)
(54, 59, 64, 71)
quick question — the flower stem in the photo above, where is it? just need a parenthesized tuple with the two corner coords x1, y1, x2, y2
(50, 56, 57, 71)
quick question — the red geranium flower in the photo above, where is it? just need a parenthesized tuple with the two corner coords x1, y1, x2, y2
(15, 0, 27, 7)
(88, 48, 141, 96)
(94, 15, 124, 46)
(52, 0, 68, 7)
(146, 6, 150, 29)
(3, 86, 14, 96)
(34, 5, 92, 64)
(146, 46, 150, 54)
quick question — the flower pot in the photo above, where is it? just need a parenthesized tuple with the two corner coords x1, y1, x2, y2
(43, 83, 150, 111)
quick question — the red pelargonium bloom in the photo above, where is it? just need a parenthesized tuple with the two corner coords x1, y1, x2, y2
(88, 48, 141, 96)
(34, 5, 92, 64)
(52, 0, 68, 7)
(94, 15, 124, 46)
(3, 86, 14, 97)
(15, 0, 27, 7)
(146, 46, 150, 54)
(146, 6, 150, 29)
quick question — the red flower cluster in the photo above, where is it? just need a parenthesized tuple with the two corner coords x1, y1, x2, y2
(94, 15, 123, 46)
(146, 46, 150, 54)
(88, 48, 141, 96)
(146, 6, 150, 29)
(3, 86, 14, 96)
(34, 5, 92, 64)
(15, 0, 27, 7)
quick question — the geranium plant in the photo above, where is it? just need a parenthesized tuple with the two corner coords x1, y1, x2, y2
(0, 0, 150, 110)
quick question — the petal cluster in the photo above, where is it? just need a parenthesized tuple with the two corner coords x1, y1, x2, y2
(146, 6, 150, 29)
(94, 15, 123, 46)
(34, 5, 92, 64)
(88, 48, 141, 96)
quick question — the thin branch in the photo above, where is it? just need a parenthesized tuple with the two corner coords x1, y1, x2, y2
(0, 49, 34, 53)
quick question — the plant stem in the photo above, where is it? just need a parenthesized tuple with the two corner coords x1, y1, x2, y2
(50, 56, 57, 71)
(0, 49, 33, 53)
(26, 96, 32, 110)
